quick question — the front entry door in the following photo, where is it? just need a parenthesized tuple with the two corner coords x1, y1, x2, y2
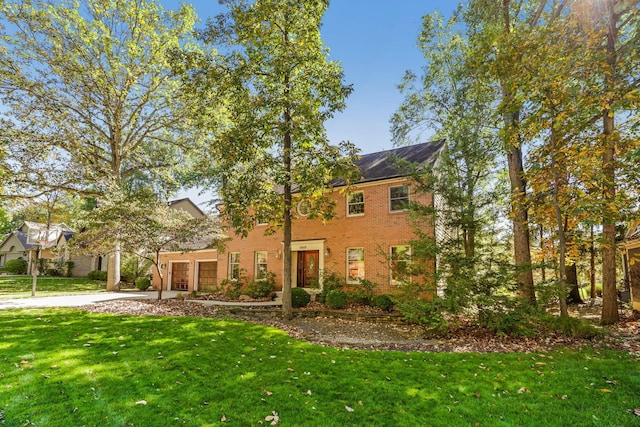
(297, 250, 319, 288)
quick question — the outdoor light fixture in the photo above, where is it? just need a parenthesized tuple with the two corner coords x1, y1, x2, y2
(324, 247, 331, 256)
(276, 249, 282, 259)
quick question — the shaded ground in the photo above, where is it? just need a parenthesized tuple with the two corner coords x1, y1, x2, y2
(80, 299, 640, 354)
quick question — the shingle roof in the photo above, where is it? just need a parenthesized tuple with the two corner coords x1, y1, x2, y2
(331, 139, 445, 187)
(357, 140, 444, 183)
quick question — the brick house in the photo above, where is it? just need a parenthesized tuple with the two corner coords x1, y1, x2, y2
(153, 140, 444, 295)
(621, 221, 640, 311)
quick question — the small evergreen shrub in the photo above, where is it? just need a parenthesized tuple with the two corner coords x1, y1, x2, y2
(291, 287, 311, 308)
(135, 277, 151, 291)
(347, 279, 378, 305)
(396, 299, 448, 334)
(317, 271, 345, 303)
(219, 279, 242, 300)
(87, 270, 108, 281)
(325, 289, 348, 309)
(373, 294, 395, 312)
(5, 258, 28, 275)
(244, 272, 276, 298)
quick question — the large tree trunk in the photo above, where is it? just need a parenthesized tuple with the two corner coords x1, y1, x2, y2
(107, 243, 121, 291)
(590, 224, 596, 299)
(507, 144, 536, 305)
(281, 98, 293, 320)
(550, 127, 568, 317)
(567, 264, 583, 304)
(600, 0, 619, 325)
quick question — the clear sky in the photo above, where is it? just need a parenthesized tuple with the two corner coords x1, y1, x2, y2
(167, 1, 459, 205)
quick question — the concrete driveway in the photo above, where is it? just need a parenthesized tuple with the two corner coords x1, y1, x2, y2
(0, 291, 178, 310)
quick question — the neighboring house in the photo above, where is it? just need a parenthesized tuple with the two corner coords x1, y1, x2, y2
(153, 140, 444, 295)
(0, 222, 104, 277)
(621, 221, 640, 311)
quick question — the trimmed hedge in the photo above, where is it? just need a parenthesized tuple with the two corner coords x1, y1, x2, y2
(135, 277, 151, 291)
(291, 287, 311, 308)
(87, 270, 108, 281)
(325, 289, 348, 309)
(5, 258, 28, 275)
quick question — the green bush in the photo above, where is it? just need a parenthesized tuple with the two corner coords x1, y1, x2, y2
(317, 271, 345, 303)
(135, 277, 151, 291)
(396, 299, 448, 334)
(291, 287, 311, 308)
(219, 279, 242, 300)
(540, 314, 602, 339)
(244, 272, 275, 299)
(64, 261, 74, 277)
(5, 258, 28, 275)
(325, 289, 348, 309)
(373, 294, 395, 312)
(347, 279, 379, 305)
(477, 302, 538, 337)
(87, 270, 108, 281)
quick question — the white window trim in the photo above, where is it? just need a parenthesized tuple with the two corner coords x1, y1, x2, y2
(255, 250, 268, 281)
(228, 252, 240, 281)
(389, 184, 410, 213)
(346, 191, 365, 217)
(346, 247, 365, 284)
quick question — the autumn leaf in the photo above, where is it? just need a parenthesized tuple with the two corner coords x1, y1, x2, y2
(221, 415, 228, 422)
(265, 411, 279, 425)
(135, 400, 147, 405)
(600, 389, 612, 393)
(345, 406, 354, 412)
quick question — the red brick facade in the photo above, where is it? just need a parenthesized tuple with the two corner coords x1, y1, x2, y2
(154, 177, 434, 295)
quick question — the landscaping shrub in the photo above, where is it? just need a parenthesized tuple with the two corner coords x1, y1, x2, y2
(135, 277, 151, 291)
(64, 261, 74, 277)
(477, 301, 538, 337)
(373, 294, 395, 311)
(325, 289, 348, 309)
(396, 298, 448, 334)
(291, 287, 311, 308)
(540, 314, 602, 339)
(219, 279, 242, 300)
(347, 279, 378, 305)
(243, 272, 276, 298)
(316, 271, 345, 303)
(87, 270, 108, 281)
(5, 259, 28, 275)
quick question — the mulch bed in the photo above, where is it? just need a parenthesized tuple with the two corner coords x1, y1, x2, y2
(80, 299, 640, 355)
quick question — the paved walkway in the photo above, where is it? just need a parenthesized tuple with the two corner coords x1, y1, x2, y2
(0, 291, 282, 310)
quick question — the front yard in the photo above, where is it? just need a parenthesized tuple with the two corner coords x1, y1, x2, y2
(0, 275, 105, 299)
(1, 307, 639, 426)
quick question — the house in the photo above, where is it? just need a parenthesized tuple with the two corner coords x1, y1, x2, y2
(0, 222, 104, 277)
(152, 140, 444, 295)
(621, 221, 640, 311)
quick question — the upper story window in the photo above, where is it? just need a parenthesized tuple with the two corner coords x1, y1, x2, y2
(347, 191, 364, 216)
(389, 185, 409, 212)
(255, 251, 268, 280)
(346, 247, 365, 284)
(228, 252, 240, 281)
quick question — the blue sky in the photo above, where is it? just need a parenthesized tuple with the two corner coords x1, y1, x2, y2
(167, 1, 458, 204)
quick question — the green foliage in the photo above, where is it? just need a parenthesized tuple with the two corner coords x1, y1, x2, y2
(395, 298, 448, 334)
(0, 276, 104, 297)
(373, 294, 395, 312)
(4, 258, 27, 275)
(541, 314, 603, 339)
(478, 302, 538, 337)
(135, 277, 151, 291)
(317, 271, 345, 303)
(219, 278, 243, 300)
(325, 289, 348, 309)
(291, 287, 311, 308)
(346, 279, 379, 306)
(243, 272, 276, 299)
(121, 254, 153, 284)
(87, 270, 108, 281)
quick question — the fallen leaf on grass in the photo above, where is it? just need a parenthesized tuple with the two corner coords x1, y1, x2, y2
(265, 391, 273, 396)
(265, 411, 279, 425)
(221, 415, 228, 422)
(518, 387, 530, 394)
(345, 406, 354, 412)
(631, 408, 640, 416)
(600, 389, 612, 393)
(135, 400, 147, 405)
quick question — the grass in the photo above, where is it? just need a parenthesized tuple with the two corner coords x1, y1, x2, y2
(0, 275, 105, 299)
(0, 309, 638, 426)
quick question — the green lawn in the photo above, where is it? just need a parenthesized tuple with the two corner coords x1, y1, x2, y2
(0, 309, 638, 426)
(0, 276, 105, 299)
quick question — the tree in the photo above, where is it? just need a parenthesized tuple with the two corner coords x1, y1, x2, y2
(392, 10, 508, 312)
(179, 0, 359, 319)
(0, 0, 200, 290)
(75, 190, 221, 300)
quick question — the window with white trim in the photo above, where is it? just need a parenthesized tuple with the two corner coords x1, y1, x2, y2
(390, 245, 411, 285)
(346, 248, 365, 284)
(347, 191, 364, 216)
(255, 251, 268, 280)
(228, 252, 240, 281)
(389, 185, 409, 212)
